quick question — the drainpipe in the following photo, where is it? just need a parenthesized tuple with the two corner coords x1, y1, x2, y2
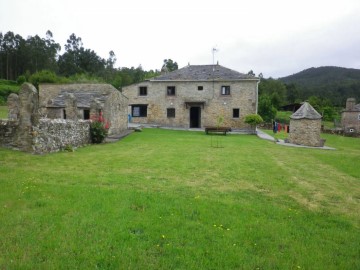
(255, 79, 259, 114)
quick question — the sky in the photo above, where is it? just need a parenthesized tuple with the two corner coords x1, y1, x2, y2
(1, 0, 360, 78)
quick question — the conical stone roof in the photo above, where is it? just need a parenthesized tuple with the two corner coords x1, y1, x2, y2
(290, 102, 322, 120)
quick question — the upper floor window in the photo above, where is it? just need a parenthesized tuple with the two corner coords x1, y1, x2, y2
(198, 86, 203, 91)
(167, 86, 176, 96)
(221, 86, 230, 95)
(139, 86, 147, 96)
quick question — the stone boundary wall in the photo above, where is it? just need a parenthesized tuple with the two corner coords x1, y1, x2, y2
(32, 119, 91, 154)
(0, 120, 18, 147)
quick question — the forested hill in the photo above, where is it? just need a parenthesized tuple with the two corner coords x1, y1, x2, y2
(279, 66, 360, 106)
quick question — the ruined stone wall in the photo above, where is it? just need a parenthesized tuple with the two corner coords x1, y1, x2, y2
(32, 119, 90, 154)
(103, 91, 128, 135)
(288, 119, 323, 147)
(0, 83, 92, 154)
(122, 80, 257, 130)
(0, 120, 18, 147)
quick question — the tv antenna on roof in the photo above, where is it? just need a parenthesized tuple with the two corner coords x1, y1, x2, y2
(212, 47, 219, 71)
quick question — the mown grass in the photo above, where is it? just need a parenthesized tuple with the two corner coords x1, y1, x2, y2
(0, 106, 7, 119)
(0, 129, 359, 269)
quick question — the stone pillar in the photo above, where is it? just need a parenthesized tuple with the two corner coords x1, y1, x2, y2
(90, 98, 102, 120)
(15, 83, 39, 151)
(7, 93, 20, 120)
(64, 93, 78, 121)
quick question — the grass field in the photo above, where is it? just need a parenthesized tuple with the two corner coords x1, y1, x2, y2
(0, 106, 7, 119)
(0, 129, 359, 269)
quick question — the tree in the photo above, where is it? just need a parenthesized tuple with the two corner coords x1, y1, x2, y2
(58, 33, 105, 77)
(244, 114, 263, 134)
(162, 59, 178, 72)
(258, 95, 277, 122)
(247, 70, 255, 76)
(259, 78, 287, 109)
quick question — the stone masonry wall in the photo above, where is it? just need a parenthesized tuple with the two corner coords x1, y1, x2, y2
(0, 120, 18, 147)
(32, 119, 90, 154)
(288, 119, 322, 147)
(123, 80, 258, 130)
(341, 111, 360, 133)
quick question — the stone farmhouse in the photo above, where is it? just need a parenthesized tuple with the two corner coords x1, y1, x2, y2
(39, 84, 128, 135)
(341, 98, 360, 135)
(122, 64, 259, 131)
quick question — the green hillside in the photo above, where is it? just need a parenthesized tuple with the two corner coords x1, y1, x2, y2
(279, 66, 360, 106)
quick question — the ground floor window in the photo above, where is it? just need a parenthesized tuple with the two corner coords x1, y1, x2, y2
(132, 105, 147, 117)
(167, 108, 175, 118)
(358, 113, 360, 120)
(83, 109, 90, 120)
(233, 108, 240, 118)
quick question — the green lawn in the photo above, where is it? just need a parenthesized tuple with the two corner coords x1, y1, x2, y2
(0, 106, 7, 119)
(0, 129, 359, 269)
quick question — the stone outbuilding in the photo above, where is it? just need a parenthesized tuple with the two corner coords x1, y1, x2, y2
(39, 84, 128, 135)
(288, 102, 324, 147)
(341, 98, 360, 135)
(122, 64, 259, 132)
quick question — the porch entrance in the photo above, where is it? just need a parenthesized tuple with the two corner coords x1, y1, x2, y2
(190, 107, 201, 128)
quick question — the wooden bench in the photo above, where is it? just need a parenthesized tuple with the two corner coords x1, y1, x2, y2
(205, 126, 232, 135)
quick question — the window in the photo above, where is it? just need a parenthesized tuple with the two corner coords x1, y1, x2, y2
(233, 108, 240, 118)
(221, 86, 230, 95)
(198, 86, 203, 91)
(139, 86, 147, 96)
(358, 114, 360, 120)
(83, 109, 90, 120)
(63, 109, 67, 119)
(167, 108, 175, 118)
(132, 105, 147, 117)
(167, 86, 176, 96)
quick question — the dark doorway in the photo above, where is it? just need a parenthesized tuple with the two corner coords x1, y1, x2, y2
(190, 107, 201, 128)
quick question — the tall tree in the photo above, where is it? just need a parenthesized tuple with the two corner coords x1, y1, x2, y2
(162, 59, 178, 72)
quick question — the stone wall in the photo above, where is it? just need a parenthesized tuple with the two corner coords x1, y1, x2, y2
(122, 80, 258, 130)
(288, 119, 323, 147)
(103, 90, 128, 134)
(32, 119, 90, 154)
(341, 111, 360, 134)
(0, 120, 18, 146)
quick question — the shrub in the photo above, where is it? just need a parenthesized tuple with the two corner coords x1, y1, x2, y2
(90, 112, 110, 143)
(17, 75, 26, 85)
(245, 114, 264, 126)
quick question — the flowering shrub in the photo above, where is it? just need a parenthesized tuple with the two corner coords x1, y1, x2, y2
(90, 111, 110, 143)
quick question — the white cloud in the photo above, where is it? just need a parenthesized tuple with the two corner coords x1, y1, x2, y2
(1, 0, 360, 77)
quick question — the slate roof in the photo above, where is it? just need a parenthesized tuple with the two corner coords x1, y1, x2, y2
(48, 91, 108, 108)
(290, 102, 322, 120)
(151, 65, 257, 81)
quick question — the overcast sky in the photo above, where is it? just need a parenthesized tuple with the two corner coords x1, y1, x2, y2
(1, 0, 360, 78)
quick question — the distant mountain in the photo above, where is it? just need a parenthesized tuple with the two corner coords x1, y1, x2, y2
(279, 66, 360, 106)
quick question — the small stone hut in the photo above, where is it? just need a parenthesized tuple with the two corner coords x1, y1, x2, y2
(39, 84, 128, 135)
(288, 102, 324, 147)
(341, 98, 360, 135)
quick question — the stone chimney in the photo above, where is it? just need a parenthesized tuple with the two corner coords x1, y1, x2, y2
(346, 98, 356, 111)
